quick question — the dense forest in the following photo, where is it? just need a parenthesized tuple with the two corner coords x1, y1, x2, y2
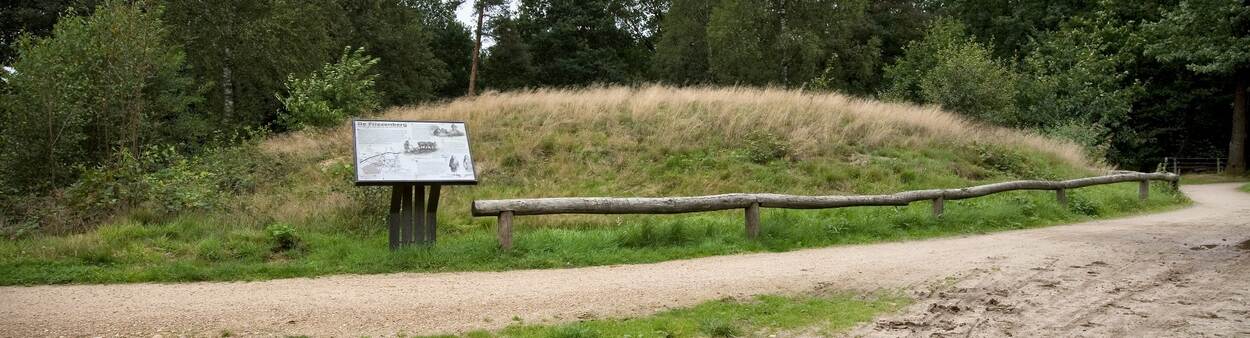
(1, 0, 1247, 211)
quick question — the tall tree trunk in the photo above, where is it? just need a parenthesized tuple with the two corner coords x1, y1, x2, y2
(468, 8, 484, 96)
(1229, 75, 1247, 174)
(222, 47, 235, 118)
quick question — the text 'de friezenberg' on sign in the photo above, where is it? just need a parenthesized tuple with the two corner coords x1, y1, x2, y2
(352, 119, 478, 185)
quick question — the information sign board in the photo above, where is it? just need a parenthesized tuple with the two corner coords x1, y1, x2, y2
(352, 119, 478, 185)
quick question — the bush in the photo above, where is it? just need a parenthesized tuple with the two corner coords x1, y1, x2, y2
(277, 47, 381, 130)
(265, 223, 302, 253)
(918, 44, 1018, 123)
(0, 1, 195, 194)
(883, 18, 1018, 123)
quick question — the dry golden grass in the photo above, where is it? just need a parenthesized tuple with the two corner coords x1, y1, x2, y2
(254, 85, 1102, 229)
(264, 85, 1091, 168)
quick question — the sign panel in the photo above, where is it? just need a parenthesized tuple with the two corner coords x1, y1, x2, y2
(352, 119, 478, 185)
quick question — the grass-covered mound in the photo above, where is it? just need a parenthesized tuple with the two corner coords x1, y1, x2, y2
(0, 86, 1186, 284)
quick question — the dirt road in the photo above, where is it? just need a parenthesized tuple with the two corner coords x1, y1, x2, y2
(2, 184, 1247, 337)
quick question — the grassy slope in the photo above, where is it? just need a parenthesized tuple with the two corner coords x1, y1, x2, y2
(0, 86, 1187, 285)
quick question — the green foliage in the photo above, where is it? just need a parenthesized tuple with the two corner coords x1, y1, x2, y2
(481, 15, 538, 91)
(698, 319, 741, 337)
(277, 47, 381, 130)
(884, 18, 1018, 122)
(706, 0, 870, 87)
(0, 1, 196, 193)
(883, 18, 972, 103)
(265, 223, 302, 253)
(515, 0, 649, 86)
(0, 178, 1186, 285)
(918, 43, 1018, 123)
(651, 0, 714, 84)
(739, 132, 791, 164)
(1144, 0, 1250, 75)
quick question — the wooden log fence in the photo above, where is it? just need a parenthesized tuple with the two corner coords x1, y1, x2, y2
(473, 172, 1179, 250)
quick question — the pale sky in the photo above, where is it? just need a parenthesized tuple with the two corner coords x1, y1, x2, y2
(454, 0, 517, 47)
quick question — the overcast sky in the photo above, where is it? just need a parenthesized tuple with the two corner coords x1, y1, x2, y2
(454, 0, 517, 47)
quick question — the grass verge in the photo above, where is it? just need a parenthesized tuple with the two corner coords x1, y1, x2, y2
(0, 183, 1186, 285)
(1180, 174, 1249, 185)
(0, 87, 1192, 285)
(419, 292, 908, 338)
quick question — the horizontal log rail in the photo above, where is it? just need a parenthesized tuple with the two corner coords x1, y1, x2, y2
(474, 172, 1179, 250)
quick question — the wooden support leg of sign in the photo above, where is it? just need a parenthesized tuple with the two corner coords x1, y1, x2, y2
(1139, 180, 1149, 201)
(1056, 189, 1068, 207)
(388, 185, 404, 250)
(426, 185, 441, 243)
(386, 184, 441, 250)
(414, 185, 427, 244)
(400, 184, 415, 245)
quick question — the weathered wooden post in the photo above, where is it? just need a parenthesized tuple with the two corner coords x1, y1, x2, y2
(1055, 188, 1068, 207)
(426, 184, 441, 242)
(745, 203, 761, 239)
(352, 120, 479, 250)
(931, 197, 944, 217)
(498, 211, 514, 250)
(1139, 180, 1150, 201)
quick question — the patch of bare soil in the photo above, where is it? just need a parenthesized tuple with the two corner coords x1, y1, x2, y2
(850, 184, 1250, 337)
(2, 184, 1248, 337)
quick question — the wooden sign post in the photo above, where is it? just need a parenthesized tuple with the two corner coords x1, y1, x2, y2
(353, 120, 477, 250)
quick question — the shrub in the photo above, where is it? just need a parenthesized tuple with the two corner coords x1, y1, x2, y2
(0, 1, 195, 194)
(699, 318, 741, 337)
(277, 47, 381, 130)
(883, 18, 1018, 123)
(265, 223, 302, 253)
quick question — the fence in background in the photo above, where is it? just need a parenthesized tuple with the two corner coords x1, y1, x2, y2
(1162, 157, 1226, 174)
(473, 172, 1179, 250)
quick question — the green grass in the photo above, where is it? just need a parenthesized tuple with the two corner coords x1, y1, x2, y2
(0, 182, 1185, 285)
(1241, 182, 1250, 193)
(1180, 173, 1249, 185)
(420, 292, 908, 338)
(0, 87, 1193, 285)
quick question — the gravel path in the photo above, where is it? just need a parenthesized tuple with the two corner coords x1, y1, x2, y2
(2, 184, 1247, 337)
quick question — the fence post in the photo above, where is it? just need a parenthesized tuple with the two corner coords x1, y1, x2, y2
(1056, 189, 1068, 207)
(745, 203, 761, 239)
(932, 197, 944, 217)
(1139, 180, 1149, 201)
(498, 211, 514, 251)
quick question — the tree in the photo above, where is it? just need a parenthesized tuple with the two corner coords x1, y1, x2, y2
(919, 42, 1018, 123)
(882, 18, 972, 103)
(1145, 0, 1250, 173)
(481, 14, 538, 90)
(469, 0, 509, 96)
(164, 0, 344, 129)
(884, 18, 1018, 122)
(277, 47, 381, 130)
(1015, 26, 1139, 157)
(406, 0, 473, 98)
(0, 0, 100, 64)
(341, 0, 452, 105)
(1, 1, 195, 192)
(939, 0, 1096, 60)
(653, 0, 714, 83)
(516, 0, 649, 86)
